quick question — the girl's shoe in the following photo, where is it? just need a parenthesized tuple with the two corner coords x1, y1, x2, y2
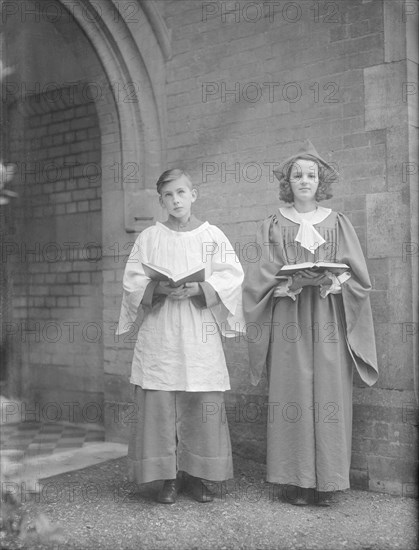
(283, 485, 311, 506)
(157, 479, 179, 504)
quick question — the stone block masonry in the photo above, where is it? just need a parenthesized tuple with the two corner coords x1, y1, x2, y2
(159, 0, 418, 495)
(2, 0, 416, 496)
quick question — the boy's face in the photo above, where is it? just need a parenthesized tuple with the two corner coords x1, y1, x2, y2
(159, 175, 197, 218)
(289, 158, 319, 202)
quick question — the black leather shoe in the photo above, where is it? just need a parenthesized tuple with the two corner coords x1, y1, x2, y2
(183, 476, 214, 503)
(157, 479, 178, 504)
(283, 485, 311, 506)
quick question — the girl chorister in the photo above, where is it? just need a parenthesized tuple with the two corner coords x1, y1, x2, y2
(243, 141, 378, 506)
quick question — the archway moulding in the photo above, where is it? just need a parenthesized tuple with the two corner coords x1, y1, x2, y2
(55, 0, 170, 233)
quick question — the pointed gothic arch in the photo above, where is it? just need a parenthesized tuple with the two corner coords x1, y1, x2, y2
(55, 0, 170, 233)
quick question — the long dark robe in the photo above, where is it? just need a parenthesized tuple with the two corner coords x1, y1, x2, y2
(243, 210, 378, 490)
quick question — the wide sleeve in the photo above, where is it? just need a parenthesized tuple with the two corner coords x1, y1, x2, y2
(204, 225, 245, 336)
(116, 231, 152, 335)
(242, 216, 285, 385)
(336, 213, 378, 386)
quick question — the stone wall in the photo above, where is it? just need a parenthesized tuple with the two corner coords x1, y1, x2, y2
(159, 0, 418, 495)
(2, 0, 417, 495)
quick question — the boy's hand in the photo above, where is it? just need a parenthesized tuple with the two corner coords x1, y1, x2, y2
(155, 282, 177, 296)
(169, 282, 203, 300)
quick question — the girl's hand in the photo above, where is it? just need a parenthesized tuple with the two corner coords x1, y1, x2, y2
(169, 282, 203, 300)
(289, 270, 332, 291)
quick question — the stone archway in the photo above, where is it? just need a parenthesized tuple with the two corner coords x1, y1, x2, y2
(52, 0, 172, 439)
(2, 0, 170, 434)
(54, 0, 171, 234)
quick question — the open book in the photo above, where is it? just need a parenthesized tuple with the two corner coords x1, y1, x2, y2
(276, 261, 349, 277)
(142, 262, 205, 287)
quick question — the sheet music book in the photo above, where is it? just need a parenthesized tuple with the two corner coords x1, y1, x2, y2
(276, 261, 349, 277)
(142, 262, 205, 287)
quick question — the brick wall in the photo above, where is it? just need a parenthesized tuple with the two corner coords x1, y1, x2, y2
(160, 0, 418, 494)
(6, 84, 103, 421)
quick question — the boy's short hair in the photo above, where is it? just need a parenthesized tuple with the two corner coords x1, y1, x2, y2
(156, 168, 193, 195)
(278, 155, 336, 203)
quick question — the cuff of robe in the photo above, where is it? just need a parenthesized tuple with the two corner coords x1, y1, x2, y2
(273, 277, 303, 301)
(320, 271, 351, 298)
(193, 281, 220, 308)
(337, 271, 351, 285)
(141, 280, 160, 308)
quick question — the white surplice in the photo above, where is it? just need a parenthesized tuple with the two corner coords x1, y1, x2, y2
(117, 222, 244, 391)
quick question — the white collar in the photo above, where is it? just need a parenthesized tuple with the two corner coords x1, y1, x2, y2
(279, 205, 331, 254)
(280, 205, 331, 225)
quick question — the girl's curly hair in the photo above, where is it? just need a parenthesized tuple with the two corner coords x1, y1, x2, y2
(278, 154, 337, 203)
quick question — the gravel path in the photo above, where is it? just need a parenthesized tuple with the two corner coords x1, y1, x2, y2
(1, 454, 417, 550)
